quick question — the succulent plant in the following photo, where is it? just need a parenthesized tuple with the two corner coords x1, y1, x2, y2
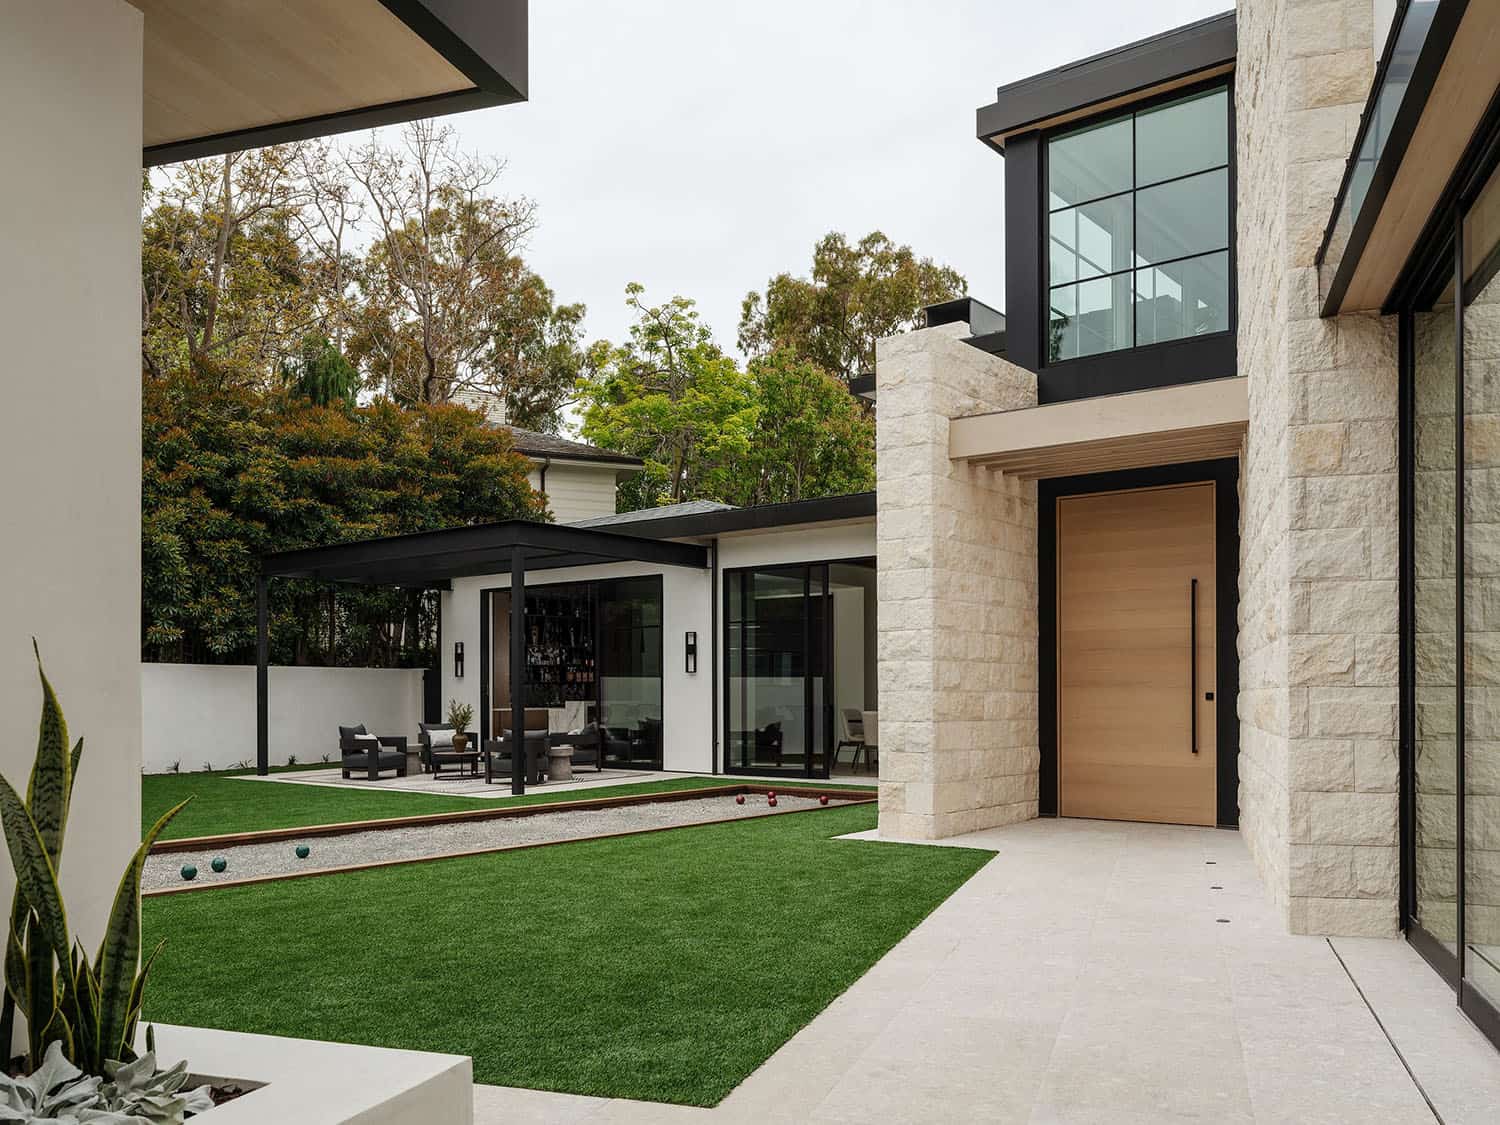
(0, 1041, 214, 1124)
(0, 645, 189, 1076)
(98, 1051, 214, 1123)
(0, 1039, 112, 1123)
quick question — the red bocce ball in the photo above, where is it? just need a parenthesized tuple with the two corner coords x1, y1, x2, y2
(768, 796, 778, 808)
(819, 795, 829, 805)
(735, 794, 745, 805)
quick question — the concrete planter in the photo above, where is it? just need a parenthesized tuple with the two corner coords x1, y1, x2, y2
(139, 1024, 472, 1124)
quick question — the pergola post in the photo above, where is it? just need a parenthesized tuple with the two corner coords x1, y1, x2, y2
(510, 546, 526, 795)
(256, 573, 269, 776)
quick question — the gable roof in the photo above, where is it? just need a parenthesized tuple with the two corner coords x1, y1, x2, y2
(499, 425, 643, 468)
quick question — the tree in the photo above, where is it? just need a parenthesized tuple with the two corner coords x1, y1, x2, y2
(281, 334, 360, 407)
(738, 230, 966, 384)
(141, 146, 313, 383)
(735, 350, 875, 506)
(347, 120, 537, 405)
(142, 368, 544, 666)
(577, 285, 755, 510)
(578, 288, 876, 511)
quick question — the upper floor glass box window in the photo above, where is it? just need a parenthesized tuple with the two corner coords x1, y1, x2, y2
(1047, 85, 1231, 362)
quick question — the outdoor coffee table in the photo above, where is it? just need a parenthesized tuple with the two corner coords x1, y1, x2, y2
(432, 750, 480, 779)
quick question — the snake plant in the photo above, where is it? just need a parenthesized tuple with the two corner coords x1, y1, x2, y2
(0, 644, 189, 1076)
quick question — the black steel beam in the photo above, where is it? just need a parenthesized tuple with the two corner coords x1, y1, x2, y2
(262, 520, 708, 582)
(510, 547, 526, 795)
(256, 576, 269, 777)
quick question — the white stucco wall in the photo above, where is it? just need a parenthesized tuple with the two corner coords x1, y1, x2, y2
(439, 519, 877, 775)
(141, 665, 425, 774)
(0, 0, 143, 984)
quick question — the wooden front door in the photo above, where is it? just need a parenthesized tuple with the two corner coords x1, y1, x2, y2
(1057, 482, 1217, 826)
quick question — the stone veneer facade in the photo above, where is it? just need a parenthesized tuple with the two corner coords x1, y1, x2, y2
(875, 324, 1039, 840)
(1236, 0, 1403, 936)
(874, 1, 1418, 937)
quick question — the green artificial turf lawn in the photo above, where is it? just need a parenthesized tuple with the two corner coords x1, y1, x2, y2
(143, 768, 876, 841)
(142, 803, 989, 1105)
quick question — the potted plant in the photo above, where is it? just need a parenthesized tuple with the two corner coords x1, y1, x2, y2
(447, 699, 475, 752)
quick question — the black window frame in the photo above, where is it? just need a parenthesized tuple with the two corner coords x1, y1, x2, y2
(1010, 74, 1238, 403)
(1395, 88, 1500, 1051)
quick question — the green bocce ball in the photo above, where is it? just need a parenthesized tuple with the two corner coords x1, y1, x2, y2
(295, 845, 311, 859)
(180, 865, 197, 881)
(210, 856, 227, 873)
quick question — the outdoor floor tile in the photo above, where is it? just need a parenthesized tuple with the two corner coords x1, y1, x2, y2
(471, 819, 1473, 1122)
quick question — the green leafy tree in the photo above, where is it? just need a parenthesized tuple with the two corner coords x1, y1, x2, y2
(579, 289, 875, 511)
(735, 350, 875, 505)
(142, 369, 543, 666)
(281, 334, 360, 407)
(577, 285, 756, 510)
(738, 230, 966, 384)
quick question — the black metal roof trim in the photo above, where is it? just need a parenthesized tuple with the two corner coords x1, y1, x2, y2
(847, 374, 876, 400)
(1316, 0, 1469, 316)
(924, 297, 1007, 337)
(964, 331, 1009, 357)
(975, 11, 1235, 149)
(601, 492, 877, 542)
(262, 519, 707, 586)
(144, 0, 527, 166)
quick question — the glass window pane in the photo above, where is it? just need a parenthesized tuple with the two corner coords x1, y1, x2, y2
(1464, 163, 1500, 1008)
(598, 576, 662, 769)
(1048, 115, 1132, 209)
(1134, 251, 1230, 345)
(1412, 300, 1459, 959)
(1050, 195, 1132, 285)
(1136, 168, 1229, 266)
(1135, 87, 1228, 186)
(1049, 274, 1131, 361)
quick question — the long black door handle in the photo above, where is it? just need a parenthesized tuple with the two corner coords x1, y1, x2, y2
(1190, 577, 1199, 755)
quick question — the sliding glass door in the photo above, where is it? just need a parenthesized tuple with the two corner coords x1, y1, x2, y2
(724, 565, 830, 778)
(1403, 152, 1500, 1043)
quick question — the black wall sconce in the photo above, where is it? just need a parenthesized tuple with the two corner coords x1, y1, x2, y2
(454, 641, 465, 679)
(685, 631, 698, 674)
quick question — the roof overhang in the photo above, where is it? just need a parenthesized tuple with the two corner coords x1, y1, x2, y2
(949, 377, 1247, 479)
(976, 12, 1235, 152)
(262, 519, 708, 589)
(1318, 0, 1500, 314)
(609, 493, 876, 542)
(136, 0, 527, 166)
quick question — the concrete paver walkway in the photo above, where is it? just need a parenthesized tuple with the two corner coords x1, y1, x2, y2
(474, 818, 1500, 1123)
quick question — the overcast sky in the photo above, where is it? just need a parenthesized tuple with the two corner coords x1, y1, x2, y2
(382, 0, 1233, 359)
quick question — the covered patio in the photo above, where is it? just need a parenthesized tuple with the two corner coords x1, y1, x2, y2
(258, 519, 708, 793)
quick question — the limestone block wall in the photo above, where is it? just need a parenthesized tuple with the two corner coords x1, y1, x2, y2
(1237, 0, 1403, 935)
(875, 324, 1039, 839)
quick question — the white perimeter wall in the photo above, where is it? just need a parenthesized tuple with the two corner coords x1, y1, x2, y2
(0, 0, 144, 987)
(441, 519, 877, 775)
(141, 665, 425, 774)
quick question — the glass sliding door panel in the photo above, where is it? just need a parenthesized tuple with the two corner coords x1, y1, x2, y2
(726, 568, 807, 773)
(598, 576, 663, 769)
(1465, 163, 1500, 1007)
(807, 567, 828, 777)
(1414, 299, 1459, 956)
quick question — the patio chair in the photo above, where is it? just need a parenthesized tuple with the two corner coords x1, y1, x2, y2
(754, 720, 784, 768)
(418, 722, 473, 777)
(338, 724, 408, 781)
(562, 722, 605, 772)
(856, 711, 879, 774)
(835, 709, 866, 769)
(486, 708, 549, 785)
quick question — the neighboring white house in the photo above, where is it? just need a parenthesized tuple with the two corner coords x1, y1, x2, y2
(503, 426, 643, 524)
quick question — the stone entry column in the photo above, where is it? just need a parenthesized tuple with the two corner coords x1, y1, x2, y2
(874, 323, 1039, 839)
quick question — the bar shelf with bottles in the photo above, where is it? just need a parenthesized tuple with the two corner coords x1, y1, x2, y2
(523, 584, 596, 708)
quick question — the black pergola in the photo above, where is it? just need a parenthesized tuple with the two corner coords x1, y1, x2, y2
(258, 520, 709, 793)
